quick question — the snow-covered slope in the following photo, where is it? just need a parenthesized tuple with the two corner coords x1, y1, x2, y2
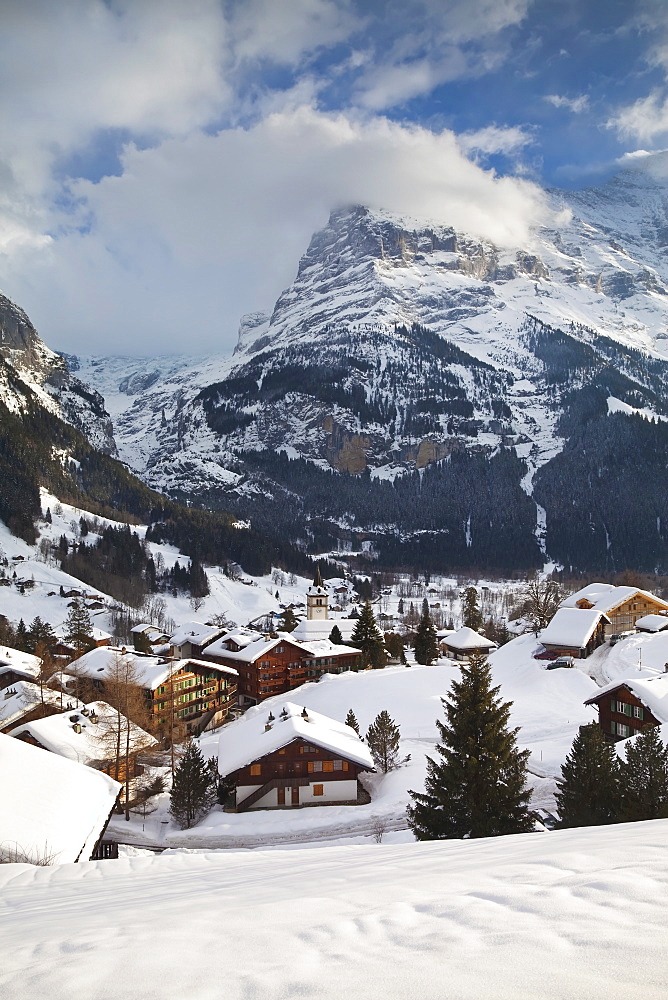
(1, 820, 667, 999)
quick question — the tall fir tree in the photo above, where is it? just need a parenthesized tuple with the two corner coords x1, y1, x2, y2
(366, 710, 405, 773)
(555, 724, 620, 828)
(64, 599, 95, 654)
(460, 587, 483, 631)
(414, 601, 439, 664)
(407, 653, 533, 839)
(345, 708, 360, 735)
(169, 740, 218, 829)
(619, 726, 668, 821)
(350, 601, 386, 669)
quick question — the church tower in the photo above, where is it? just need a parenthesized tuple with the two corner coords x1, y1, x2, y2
(306, 565, 328, 621)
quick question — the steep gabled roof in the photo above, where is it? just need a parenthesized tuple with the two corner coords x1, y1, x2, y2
(0, 731, 120, 864)
(218, 701, 374, 777)
(444, 626, 496, 651)
(540, 608, 610, 648)
(561, 584, 668, 615)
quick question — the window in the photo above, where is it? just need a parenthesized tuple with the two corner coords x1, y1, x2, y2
(313, 784, 324, 796)
(322, 761, 334, 772)
(633, 705, 644, 719)
(308, 761, 323, 772)
(616, 723, 630, 738)
(250, 764, 261, 776)
(333, 760, 348, 771)
(278, 749, 286, 755)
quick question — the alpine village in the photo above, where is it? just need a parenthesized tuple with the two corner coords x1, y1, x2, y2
(3, 4, 668, 999)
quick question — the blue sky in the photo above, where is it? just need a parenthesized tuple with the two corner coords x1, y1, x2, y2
(1, 0, 667, 356)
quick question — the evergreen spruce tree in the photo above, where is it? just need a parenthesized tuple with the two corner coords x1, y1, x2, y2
(398, 598, 404, 615)
(64, 599, 95, 654)
(460, 587, 483, 631)
(366, 710, 405, 773)
(345, 708, 360, 735)
(619, 726, 668, 821)
(407, 653, 533, 839)
(15, 618, 28, 652)
(350, 601, 386, 669)
(169, 740, 218, 829)
(555, 725, 620, 828)
(414, 601, 439, 664)
(281, 607, 298, 632)
(328, 624, 344, 644)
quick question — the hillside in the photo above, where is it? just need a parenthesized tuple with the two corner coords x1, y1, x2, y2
(1, 820, 666, 999)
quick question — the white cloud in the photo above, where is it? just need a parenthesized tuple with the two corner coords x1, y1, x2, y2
(231, 0, 363, 66)
(459, 125, 534, 157)
(544, 94, 590, 114)
(1, 107, 551, 356)
(609, 91, 668, 143)
(354, 0, 531, 110)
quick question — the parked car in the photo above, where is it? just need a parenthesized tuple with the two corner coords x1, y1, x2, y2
(546, 656, 575, 670)
(609, 631, 635, 646)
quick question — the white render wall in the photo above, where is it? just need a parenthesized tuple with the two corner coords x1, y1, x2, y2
(236, 779, 358, 810)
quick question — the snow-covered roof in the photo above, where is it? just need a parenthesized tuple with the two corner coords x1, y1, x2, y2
(585, 674, 668, 724)
(207, 635, 287, 664)
(178, 657, 238, 678)
(635, 614, 668, 632)
(443, 627, 496, 651)
(299, 639, 361, 658)
(131, 623, 169, 637)
(540, 608, 609, 649)
(205, 633, 359, 665)
(0, 731, 120, 864)
(218, 701, 374, 777)
(561, 584, 668, 615)
(66, 645, 179, 690)
(10, 700, 157, 765)
(0, 680, 70, 731)
(170, 622, 222, 648)
(0, 646, 41, 681)
(291, 618, 357, 642)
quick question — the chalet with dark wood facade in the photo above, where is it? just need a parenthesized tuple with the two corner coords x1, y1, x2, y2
(63, 646, 238, 734)
(218, 702, 374, 811)
(585, 674, 668, 741)
(539, 608, 610, 659)
(203, 633, 361, 705)
(560, 584, 668, 634)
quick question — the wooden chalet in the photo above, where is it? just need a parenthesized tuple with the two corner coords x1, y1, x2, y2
(560, 584, 668, 633)
(442, 626, 496, 661)
(10, 700, 157, 787)
(585, 674, 668, 741)
(539, 608, 610, 659)
(203, 633, 361, 705)
(62, 646, 238, 735)
(169, 622, 224, 660)
(217, 702, 374, 811)
(635, 613, 668, 633)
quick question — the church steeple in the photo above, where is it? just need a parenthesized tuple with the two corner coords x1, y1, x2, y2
(306, 564, 328, 621)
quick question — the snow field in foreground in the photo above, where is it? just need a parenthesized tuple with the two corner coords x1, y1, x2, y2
(0, 819, 666, 1000)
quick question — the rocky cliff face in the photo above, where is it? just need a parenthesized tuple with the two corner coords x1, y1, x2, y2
(77, 159, 668, 572)
(0, 293, 117, 455)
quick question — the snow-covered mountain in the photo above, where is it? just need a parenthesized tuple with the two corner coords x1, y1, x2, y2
(0, 293, 116, 455)
(64, 157, 668, 571)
